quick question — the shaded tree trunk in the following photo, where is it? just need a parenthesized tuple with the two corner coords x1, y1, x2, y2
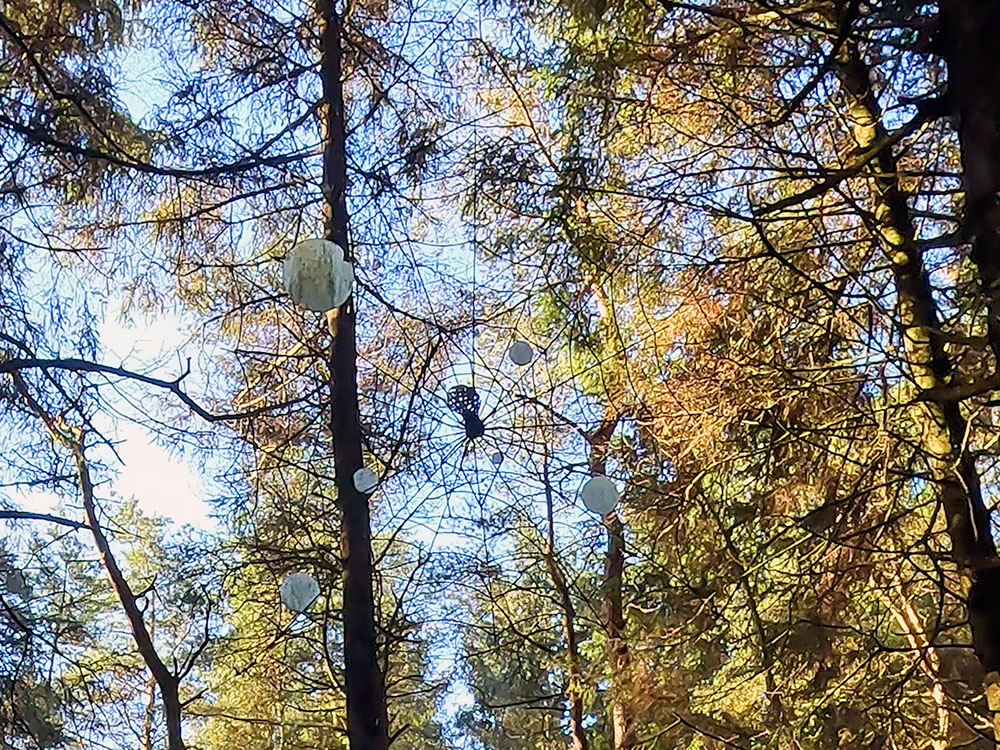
(78, 441, 186, 750)
(542, 454, 590, 750)
(589, 417, 634, 750)
(939, 2, 1000, 369)
(13, 374, 186, 750)
(318, 3, 390, 749)
(937, 0, 1000, 681)
(935, 5, 1000, 733)
(142, 676, 157, 750)
(834, 24, 1000, 700)
(603, 510, 632, 750)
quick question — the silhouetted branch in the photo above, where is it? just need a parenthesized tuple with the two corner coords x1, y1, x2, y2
(0, 357, 308, 423)
(0, 511, 86, 530)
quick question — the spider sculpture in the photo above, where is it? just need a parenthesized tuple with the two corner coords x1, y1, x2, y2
(446, 384, 485, 441)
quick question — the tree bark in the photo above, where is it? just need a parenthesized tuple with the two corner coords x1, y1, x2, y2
(937, 0, 1000, 683)
(935, 8, 1000, 733)
(12, 375, 185, 750)
(142, 675, 158, 750)
(603, 510, 632, 750)
(76, 440, 186, 750)
(938, 2, 1000, 368)
(834, 32, 1000, 681)
(318, 3, 390, 750)
(542, 455, 590, 750)
(589, 417, 634, 750)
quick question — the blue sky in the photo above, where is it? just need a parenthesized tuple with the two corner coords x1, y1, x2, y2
(0, 4, 627, 745)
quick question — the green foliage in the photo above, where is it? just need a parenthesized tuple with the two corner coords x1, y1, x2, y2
(3, 1, 1000, 749)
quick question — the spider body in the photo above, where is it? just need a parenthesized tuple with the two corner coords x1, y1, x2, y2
(447, 384, 486, 441)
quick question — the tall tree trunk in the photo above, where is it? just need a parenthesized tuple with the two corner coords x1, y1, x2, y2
(13, 374, 186, 750)
(939, 2, 1000, 370)
(77, 438, 186, 750)
(589, 417, 634, 750)
(937, 0, 1000, 688)
(834, 29, 1000, 692)
(318, 3, 391, 750)
(542, 454, 590, 750)
(603, 510, 632, 750)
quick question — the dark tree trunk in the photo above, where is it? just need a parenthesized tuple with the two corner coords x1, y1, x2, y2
(937, 1, 1000, 677)
(13, 373, 188, 750)
(77, 445, 185, 750)
(317, 3, 391, 750)
(589, 417, 634, 750)
(939, 2, 1000, 368)
(542, 455, 590, 750)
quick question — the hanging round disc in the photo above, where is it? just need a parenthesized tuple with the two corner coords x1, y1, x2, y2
(280, 571, 320, 612)
(353, 467, 379, 494)
(5, 570, 25, 595)
(283, 239, 354, 311)
(508, 340, 534, 366)
(581, 475, 619, 515)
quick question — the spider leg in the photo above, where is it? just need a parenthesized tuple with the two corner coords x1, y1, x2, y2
(463, 436, 477, 457)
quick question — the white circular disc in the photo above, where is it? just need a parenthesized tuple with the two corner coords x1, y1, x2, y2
(581, 475, 619, 515)
(283, 239, 354, 311)
(280, 572, 319, 612)
(508, 340, 534, 366)
(489, 451, 504, 466)
(353, 467, 378, 494)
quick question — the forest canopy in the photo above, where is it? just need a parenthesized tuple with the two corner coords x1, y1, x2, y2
(3, 0, 1000, 749)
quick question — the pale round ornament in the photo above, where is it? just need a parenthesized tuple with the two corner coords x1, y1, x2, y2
(489, 451, 504, 466)
(580, 475, 619, 515)
(283, 239, 354, 311)
(5, 570, 25, 595)
(280, 572, 320, 612)
(353, 467, 379, 494)
(508, 340, 534, 366)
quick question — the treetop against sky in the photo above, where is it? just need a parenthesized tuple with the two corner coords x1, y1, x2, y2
(5, 1, 1000, 749)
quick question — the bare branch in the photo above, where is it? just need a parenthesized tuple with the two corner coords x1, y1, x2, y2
(0, 511, 86, 530)
(0, 357, 307, 423)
